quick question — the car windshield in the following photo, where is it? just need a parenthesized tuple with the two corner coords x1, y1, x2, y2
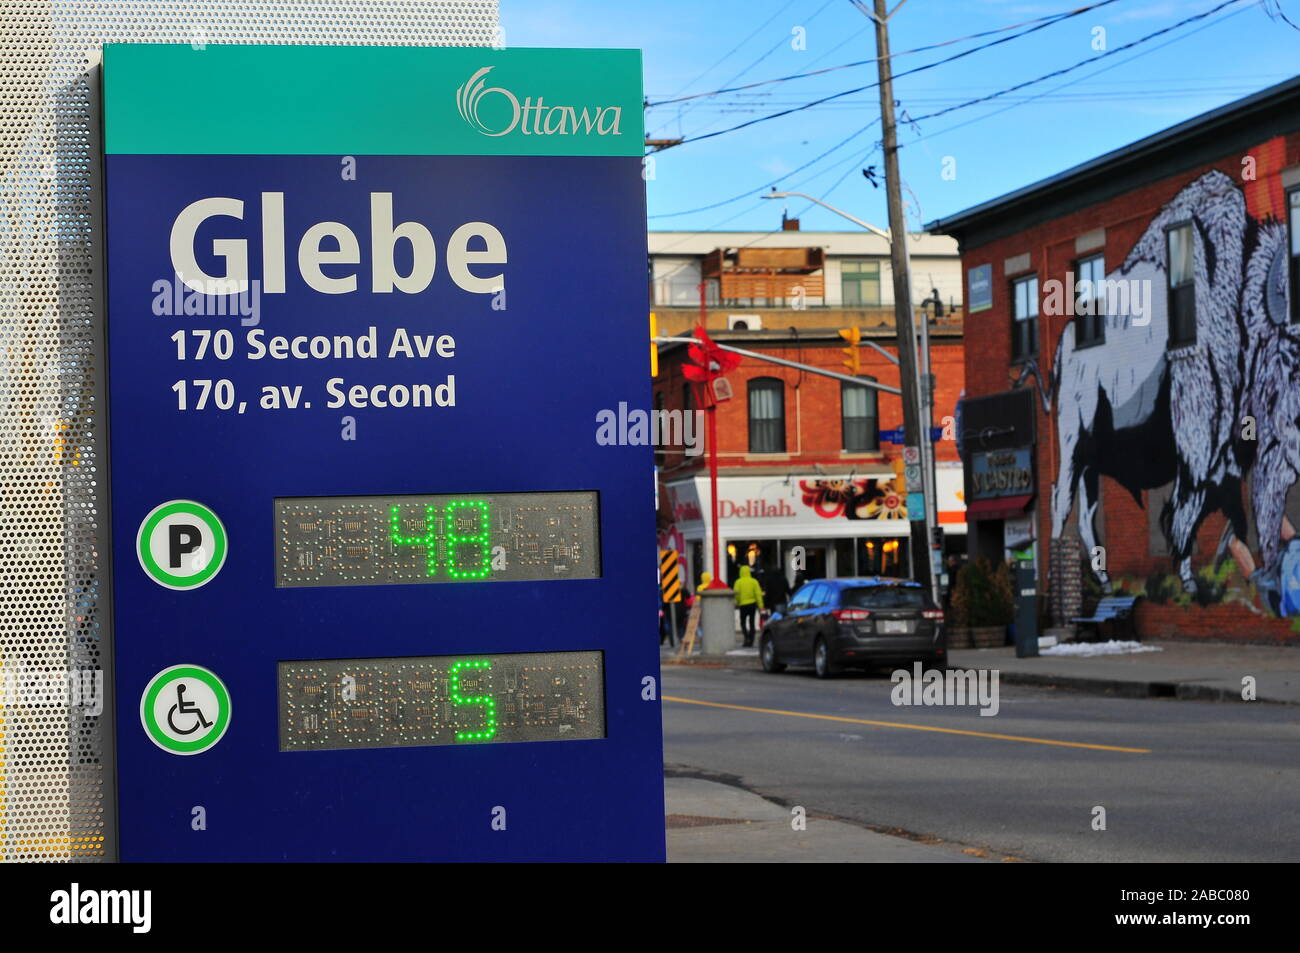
(842, 586, 926, 609)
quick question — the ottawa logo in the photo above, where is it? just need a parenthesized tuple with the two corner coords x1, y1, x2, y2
(455, 66, 624, 137)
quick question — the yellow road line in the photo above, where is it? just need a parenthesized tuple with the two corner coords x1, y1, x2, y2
(663, 696, 1150, 754)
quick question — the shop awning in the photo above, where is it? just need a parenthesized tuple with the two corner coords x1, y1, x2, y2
(964, 494, 1033, 521)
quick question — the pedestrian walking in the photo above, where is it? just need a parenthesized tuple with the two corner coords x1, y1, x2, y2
(733, 565, 765, 648)
(659, 596, 674, 647)
(762, 566, 790, 609)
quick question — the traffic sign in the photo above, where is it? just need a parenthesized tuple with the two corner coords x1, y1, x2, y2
(906, 492, 925, 521)
(879, 427, 945, 444)
(136, 500, 227, 590)
(140, 664, 231, 755)
(903, 445, 921, 465)
(904, 464, 923, 492)
(659, 549, 682, 603)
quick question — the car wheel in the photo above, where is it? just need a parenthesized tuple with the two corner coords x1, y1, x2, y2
(813, 638, 838, 679)
(760, 636, 786, 673)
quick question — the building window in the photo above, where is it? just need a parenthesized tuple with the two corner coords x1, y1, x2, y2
(1011, 274, 1038, 361)
(652, 260, 703, 306)
(1167, 223, 1196, 347)
(1075, 254, 1105, 348)
(1289, 189, 1300, 324)
(842, 377, 879, 452)
(841, 260, 882, 306)
(748, 378, 785, 453)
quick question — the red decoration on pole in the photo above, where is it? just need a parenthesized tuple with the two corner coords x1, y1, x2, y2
(683, 325, 741, 589)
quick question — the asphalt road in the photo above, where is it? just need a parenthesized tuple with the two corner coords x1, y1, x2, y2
(662, 665, 1300, 862)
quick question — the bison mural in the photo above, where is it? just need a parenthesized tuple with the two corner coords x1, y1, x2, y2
(1044, 168, 1300, 616)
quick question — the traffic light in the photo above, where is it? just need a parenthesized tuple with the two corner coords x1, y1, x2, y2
(649, 311, 658, 377)
(839, 326, 861, 375)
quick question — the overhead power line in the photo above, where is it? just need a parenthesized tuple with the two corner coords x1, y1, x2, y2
(650, 140, 882, 256)
(903, 0, 1253, 127)
(653, 0, 1121, 150)
(648, 0, 838, 140)
(648, 0, 1259, 227)
(648, 119, 879, 219)
(646, 0, 1122, 108)
(901, 0, 1257, 149)
(660, 0, 801, 101)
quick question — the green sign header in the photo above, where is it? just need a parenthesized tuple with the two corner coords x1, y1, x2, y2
(103, 44, 644, 157)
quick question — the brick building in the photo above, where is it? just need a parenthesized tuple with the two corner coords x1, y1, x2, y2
(653, 314, 967, 594)
(929, 77, 1300, 644)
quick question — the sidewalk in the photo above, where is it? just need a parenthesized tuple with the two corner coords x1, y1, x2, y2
(664, 776, 991, 863)
(948, 640, 1300, 704)
(662, 638, 1300, 704)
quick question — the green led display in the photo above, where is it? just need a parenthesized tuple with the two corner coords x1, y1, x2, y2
(449, 658, 497, 741)
(391, 500, 489, 578)
(278, 651, 606, 751)
(390, 503, 439, 575)
(275, 491, 599, 589)
(446, 501, 490, 580)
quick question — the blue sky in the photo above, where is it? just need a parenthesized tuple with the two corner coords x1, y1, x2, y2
(503, 0, 1300, 234)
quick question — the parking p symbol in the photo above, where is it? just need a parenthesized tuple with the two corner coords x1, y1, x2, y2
(137, 501, 228, 590)
(169, 523, 204, 569)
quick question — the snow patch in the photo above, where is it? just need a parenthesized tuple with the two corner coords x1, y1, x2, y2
(1039, 640, 1162, 657)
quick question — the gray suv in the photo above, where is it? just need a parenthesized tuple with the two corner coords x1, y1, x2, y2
(759, 577, 946, 678)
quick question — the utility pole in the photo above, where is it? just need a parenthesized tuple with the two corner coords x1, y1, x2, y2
(871, 0, 932, 596)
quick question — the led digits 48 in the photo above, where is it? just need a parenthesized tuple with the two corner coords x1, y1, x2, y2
(390, 500, 491, 579)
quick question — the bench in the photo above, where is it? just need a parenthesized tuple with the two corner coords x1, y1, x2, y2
(1071, 595, 1142, 641)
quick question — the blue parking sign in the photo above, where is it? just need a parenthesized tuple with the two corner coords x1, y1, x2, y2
(103, 44, 664, 861)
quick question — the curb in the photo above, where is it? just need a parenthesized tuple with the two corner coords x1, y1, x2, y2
(662, 655, 1295, 704)
(662, 654, 762, 669)
(940, 670, 1291, 705)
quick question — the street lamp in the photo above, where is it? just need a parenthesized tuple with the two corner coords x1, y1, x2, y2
(762, 189, 892, 241)
(762, 189, 939, 601)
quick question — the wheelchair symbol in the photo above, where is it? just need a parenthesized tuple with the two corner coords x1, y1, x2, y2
(142, 665, 230, 755)
(166, 682, 213, 736)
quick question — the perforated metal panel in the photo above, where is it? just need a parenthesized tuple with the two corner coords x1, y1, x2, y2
(0, 0, 498, 863)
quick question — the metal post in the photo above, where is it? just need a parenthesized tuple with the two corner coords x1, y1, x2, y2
(919, 303, 941, 606)
(656, 337, 902, 395)
(872, 0, 931, 592)
(705, 398, 725, 588)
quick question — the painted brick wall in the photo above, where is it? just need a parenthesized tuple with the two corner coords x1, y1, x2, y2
(958, 132, 1300, 643)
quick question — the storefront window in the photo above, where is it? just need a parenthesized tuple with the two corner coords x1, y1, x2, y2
(858, 536, 909, 578)
(833, 538, 856, 577)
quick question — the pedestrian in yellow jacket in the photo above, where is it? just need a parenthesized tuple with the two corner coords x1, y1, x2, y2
(733, 565, 765, 648)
